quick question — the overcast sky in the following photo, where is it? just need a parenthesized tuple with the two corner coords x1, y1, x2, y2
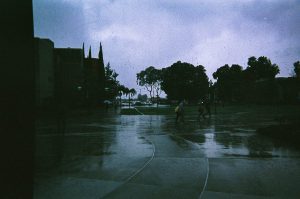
(33, 0, 300, 93)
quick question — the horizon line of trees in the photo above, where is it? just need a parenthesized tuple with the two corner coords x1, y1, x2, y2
(136, 56, 300, 104)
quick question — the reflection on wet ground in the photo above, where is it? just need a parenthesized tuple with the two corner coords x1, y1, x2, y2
(34, 108, 300, 199)
(37, 109, 299, 162)
(158, 112, 300, 158)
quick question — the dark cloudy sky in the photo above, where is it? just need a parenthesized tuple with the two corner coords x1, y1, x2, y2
(33, 0, 300, 91)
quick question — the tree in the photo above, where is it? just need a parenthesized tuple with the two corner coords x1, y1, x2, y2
(122, 87, 129, 105)
(213, 64, 243, 102)
(213, 64, 230, 80)
(294, 61, 300, 78)
(245, 56, 280, 80)
(137, 94, 147, 102)
(153, 70, 163, 105)
(213, 64, 231, 102)
(128, 88, 136, 107)
(241, 56, 280, 103)
(161, 61, 209, 101)
(136, 66, 162, 102)
(104, 63, 120, 100)
(117, 84, 126, 106)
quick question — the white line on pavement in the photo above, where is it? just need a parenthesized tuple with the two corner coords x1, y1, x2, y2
(199, 157, 209, 199)
(134, 107, 144, 115)
(125, 139, 155, 182)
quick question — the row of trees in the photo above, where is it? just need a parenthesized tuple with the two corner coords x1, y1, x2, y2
(137, 56, 300, 104)
(212, 57, 300, 103)
(104, 63, 136, 106)
(137, 61, 209, 102)
(212, 56, 280, 103)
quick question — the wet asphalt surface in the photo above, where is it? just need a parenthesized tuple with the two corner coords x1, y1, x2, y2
(34, 108, 300, 199)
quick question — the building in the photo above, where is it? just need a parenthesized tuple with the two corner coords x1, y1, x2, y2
(54, 47, 84, 107)
(34, 38, 106, 108)
(34, 38, 55, 107)
(83, 43, 105, 106)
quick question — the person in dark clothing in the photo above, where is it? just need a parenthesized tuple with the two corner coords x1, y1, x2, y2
(175, 100, 185, 123)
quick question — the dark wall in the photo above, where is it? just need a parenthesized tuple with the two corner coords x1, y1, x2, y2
(84, 58, 105, 106)
(54, 48, 84, 108)
(0, 1, 35, 198)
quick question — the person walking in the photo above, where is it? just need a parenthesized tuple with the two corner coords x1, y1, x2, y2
(175, 100, 185, 123)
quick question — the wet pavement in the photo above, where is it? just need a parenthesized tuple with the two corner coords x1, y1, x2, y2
(34, 108, 300, 199)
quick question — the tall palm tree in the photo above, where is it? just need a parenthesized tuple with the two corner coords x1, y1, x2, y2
(129, 88, 136, 108)
(123, 87, 130, 107)
(118, 85, 126, 106)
